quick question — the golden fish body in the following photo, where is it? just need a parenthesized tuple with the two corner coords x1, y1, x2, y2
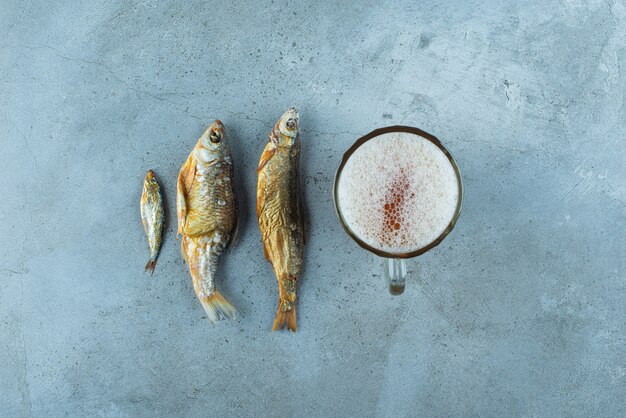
(177, 120, 238, 323)
(140, 170, 165, 275)
(257, 108, 305, 332)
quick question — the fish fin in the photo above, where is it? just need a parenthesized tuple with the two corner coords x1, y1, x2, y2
(199, 290, 238, 324)
(256, 193, 262, 220)
(263, 242, 271, 262)
(228, 161, 239, 251)
(177, 153, 196, 236)
(272, 306, 296, 332)
(298, 195, 307, 246)
(181, 236, 189, 263)
(176, 173, 187, 236)
(227, 218, 239, 252)
(256, 170, 266, 219)
(294, 149, 306, 245)
(144, 258, 157, 275)
(257, 142, 276, 172)
(297, 168, 306, 245)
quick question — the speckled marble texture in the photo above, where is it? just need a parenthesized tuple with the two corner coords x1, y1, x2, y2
(1, 1, 624, 416)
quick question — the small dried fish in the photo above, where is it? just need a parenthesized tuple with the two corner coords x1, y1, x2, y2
(177, 120, 238, 323)
(257, 108, 305, 332)
(140, 170, 165, 275)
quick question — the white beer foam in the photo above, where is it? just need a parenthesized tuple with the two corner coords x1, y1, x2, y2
(337, 132, 459, 254)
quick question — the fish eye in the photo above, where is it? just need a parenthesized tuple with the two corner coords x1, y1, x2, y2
(286, 119, 297, 129)
(210, 131, 222, 143)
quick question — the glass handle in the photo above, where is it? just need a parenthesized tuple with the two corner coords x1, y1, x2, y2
(383, 258, 407, 295)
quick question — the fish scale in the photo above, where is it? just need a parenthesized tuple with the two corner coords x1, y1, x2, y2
(186, 165, 235, 235)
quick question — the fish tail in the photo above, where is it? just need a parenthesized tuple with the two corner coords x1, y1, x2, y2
(272, 304, 296, 332)
(199, 290, 238, 324)
(144, 257, 158, 275)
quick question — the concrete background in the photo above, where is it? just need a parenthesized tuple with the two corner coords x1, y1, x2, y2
(1, 0, 624, 416)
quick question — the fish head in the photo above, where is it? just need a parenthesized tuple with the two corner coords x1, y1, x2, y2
(200, 120, 230, 157)
(143, 170, 159, 191)
(276, 107, 299, 140)
(146, 169, 156, 180)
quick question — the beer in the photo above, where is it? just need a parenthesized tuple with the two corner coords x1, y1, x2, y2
(336, 131, 460, 254)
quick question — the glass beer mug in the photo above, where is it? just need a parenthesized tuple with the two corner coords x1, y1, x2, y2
(333, 126, 463, 295)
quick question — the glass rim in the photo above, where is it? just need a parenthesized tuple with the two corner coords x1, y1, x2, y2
(333, 125, 463, 259)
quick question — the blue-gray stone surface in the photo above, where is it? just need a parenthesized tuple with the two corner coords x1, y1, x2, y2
(1, 0, 624, 416)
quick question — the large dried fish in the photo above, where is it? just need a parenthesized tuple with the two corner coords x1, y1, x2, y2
(257, 108, 305, 332)
(177, 120, 238, 323)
